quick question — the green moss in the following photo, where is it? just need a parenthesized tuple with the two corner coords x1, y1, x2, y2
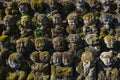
(21, 15, 30, 22)
(83, 13, 94, 20)
(30, 0, 44, 10)
(0, 35, 9, 42)
(67, 12, 78, 20)
(18, 1, 30, 7)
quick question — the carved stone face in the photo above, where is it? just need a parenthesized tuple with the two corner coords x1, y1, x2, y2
(85, 34, 99, 46)
(62, 53, 72, 66)
(67, 34, 82, 50)
(52, 52, 62, 66)
(52, 37, 67, 52)
(100, 51, 113, 66)
(52, 14, 62, 25)
(100, 13, 113, 26)
(67, 16, 78, 26)
(100, 0, 113, 12)
(35, 37, 48, 51)
(104, 35, 115, 48)
(21, 15, 31, 28)
(39, 51, 50, 63)
(16, 38, 32, 54)
(37, 14, 48, 30)
(19, 5, 29, 14)
(76, 0, 86, 14)
(30, 52, 39, 63)
(8, 53, 22, 69)
(83, 13, 95, 25)
(81, 51, 95, 76)
(3, 15, 15, 31)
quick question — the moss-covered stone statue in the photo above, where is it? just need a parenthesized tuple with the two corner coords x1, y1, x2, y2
(61, 0, 75, 19)
(76, 51, 97, 80)
(18, 1, 32, 16)
(27, 51, 50, 80)
(84, 34, 101, 57)
(99, 13, 114, 39)
(48, 0, 63, 16)
(67, 34, 84, 58)
(16, 37, 34, 60)
(50, 51, 73, 80)
(27, 37, 51, 79)
(51, 13, 66, 38)
(66, 12, 83, 34)
(100, 0, 116, 13)
(34, 14, 51, 38)
(52, 37, 67, 52)
(97, 51, 120, 80)
(82, 13, 98, 35)
(6, 53, 29, 80)
(5, 2, 19, 20)
(75, 0, 91, 16)
(3, 15, 20, 45)
(103, 35, 117, 52)
(18, 15, 34, 38)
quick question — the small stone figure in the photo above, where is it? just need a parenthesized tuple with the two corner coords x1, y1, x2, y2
(83, 13, 98, 35)
(103, 35, 116, 51)
(75, 0, 91, 16)
(66, 12, 83, 34)
(85, 34, 101, 57)
(27, 51, 50, 80)
(48, 0, 63, 16)
(76, 51, 97, 80)
(52, 37, 67, 52)
(18, 1, 32, 16)
(51, 13, 66, 38)
(19, 15, 34, 38)
(67, 34, 83, 58)
(5, 2, 19, 19)
(97, 51, 120, 80)
(7, 53, 29, 80)
(51, 52, 74, 80)
(35, 37, 51, 51)
(3, 15, 20, 50)
(61, 0, 75, 19)
(16, 38, 34, 60)
(100, 0, 116, 13)
(99, 13, 114, 39)
(34, 14, 51, 38)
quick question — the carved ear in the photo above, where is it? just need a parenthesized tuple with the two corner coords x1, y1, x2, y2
(67, 35, 70, 42)
(50, 56, 53, 64)
(68, 43, 71, 49)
